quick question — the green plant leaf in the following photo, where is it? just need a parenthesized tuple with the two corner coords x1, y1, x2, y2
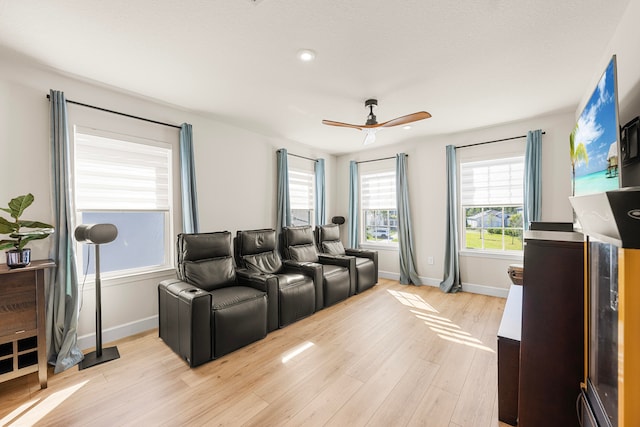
(7, 193, 34, 219)
(0, 239, 18, 250)
(17, 234, 50, 249)
(18, 220, 55, 229)
(0, 217, 17, 234)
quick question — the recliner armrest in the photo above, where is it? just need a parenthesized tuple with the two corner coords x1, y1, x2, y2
(236, 270, 272, 292)
(344, 248, 378, 286)
(236, 268, 279, 332)
(318, 254, 357, 296)
(345, 248, 377, 262)
(282, 260, 323, 311)
(158, 279, 212, 366)
(318, 254, 354, 268)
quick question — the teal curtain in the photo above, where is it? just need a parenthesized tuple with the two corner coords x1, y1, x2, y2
(315, 158, 326, 226)
(396, 154, 421, 285)
(440, 145, 461, 293)
(180, 123, 199, 233)
(523, 129, 542, 231)
(47, 89, 84, 372)
(347, 160, 359, 248)
(276, 149, 291, 233)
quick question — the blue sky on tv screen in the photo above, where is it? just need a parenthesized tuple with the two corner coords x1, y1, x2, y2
(574, 59, 618, 178)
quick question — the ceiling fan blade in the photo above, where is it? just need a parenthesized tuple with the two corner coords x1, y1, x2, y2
(321, 119, 364, 130)
(380, 111, 432, 128)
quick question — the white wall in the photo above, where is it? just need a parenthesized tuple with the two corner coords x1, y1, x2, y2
(0, 50, 335, 348)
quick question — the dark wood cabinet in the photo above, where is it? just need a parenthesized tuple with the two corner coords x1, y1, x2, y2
(518, 231, 584, 427)
(0, 260, 54, 389)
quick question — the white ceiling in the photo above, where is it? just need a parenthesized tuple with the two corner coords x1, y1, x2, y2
(0, 0, 631, 154)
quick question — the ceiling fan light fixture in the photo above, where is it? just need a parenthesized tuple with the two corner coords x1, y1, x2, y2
(297, 49, 316, 62)
(322, 98, 431, 146)
(363, 129, 378, 145)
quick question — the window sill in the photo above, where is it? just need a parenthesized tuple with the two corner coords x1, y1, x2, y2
(360, 243, 399, 252)
(78, 266, 175, 289)
(459, 249, 523, 262)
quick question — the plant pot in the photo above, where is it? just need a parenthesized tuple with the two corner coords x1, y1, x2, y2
(6, 248, 31, 268)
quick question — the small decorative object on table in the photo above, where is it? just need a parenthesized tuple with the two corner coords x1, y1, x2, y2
(0, 193, 54, 268)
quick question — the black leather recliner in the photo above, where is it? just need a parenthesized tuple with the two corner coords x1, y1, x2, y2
(281, 225, 354, 308)
(234, 228, 318, 329)
(315, 224, 378, 293)
(158, 231, 268, 366)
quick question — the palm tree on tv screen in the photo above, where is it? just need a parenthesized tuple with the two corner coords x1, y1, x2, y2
(570, 123, 589, 196)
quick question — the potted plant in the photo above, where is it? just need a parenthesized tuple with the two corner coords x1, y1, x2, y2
(0, 193, 54, 268)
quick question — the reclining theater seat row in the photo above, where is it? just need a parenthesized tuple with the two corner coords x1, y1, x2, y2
(158, 226, 379, 367)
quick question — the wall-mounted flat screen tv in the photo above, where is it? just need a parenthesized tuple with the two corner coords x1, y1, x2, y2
(570, 55, 621, 196)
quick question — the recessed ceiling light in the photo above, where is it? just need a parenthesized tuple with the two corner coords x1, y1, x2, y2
(403, 125, 412, 130)
(297, 49, 316, 62)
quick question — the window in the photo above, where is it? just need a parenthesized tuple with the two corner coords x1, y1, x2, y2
(361, 171, 397, 244)
(74, 129, 173, 276)
(289, 169, 314, 227)
(460, 156, 524, 252)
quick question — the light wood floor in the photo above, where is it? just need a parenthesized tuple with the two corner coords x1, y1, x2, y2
(0, 279, 513, 427)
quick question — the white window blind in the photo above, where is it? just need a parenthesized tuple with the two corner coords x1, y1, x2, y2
(75, 133, 171, 211)
(289, 170, 314, 210)
(460, 157, 524, 206)
(361, 171, 396, 209)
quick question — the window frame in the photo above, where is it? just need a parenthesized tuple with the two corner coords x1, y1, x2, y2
(288, 167, 315, 228)
(360, 168, 398, 248)
(72, 126, 176, 279)
(458, 155, 525, 257)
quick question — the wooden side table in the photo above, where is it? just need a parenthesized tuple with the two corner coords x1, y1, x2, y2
(0, 259, 55, 389)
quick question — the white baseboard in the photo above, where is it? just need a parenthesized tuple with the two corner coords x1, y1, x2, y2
(378, 271, 508, 298)
(78, 315, 158, 350)
(461, 282, 509, 298)
(378, 270, 400, 280)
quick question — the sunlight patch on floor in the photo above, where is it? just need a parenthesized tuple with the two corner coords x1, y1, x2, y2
(411, 311, 462, 329)
(281, 341, 315, 363)
(387, 289, 437, 312)
(437, 334, 495, 353)
(4, 380, 89, 426)
(389, 288, 494, 353)
(0, 398, 41, 426)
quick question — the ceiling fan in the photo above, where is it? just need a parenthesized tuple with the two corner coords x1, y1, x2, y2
(322, 99, 431, 145)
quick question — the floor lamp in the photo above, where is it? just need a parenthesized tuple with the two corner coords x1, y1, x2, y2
(75, 223, 120, 370)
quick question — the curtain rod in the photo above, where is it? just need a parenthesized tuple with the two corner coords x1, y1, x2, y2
(456, 131, 546, 149)
(46, 94, 181, 129)
(288, 152, 318, 162)
(356, 155, 400, 164)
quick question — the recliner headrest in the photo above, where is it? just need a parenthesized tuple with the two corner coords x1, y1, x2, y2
(237, 229, 277, 255)
(179, 231, 232, 261)
(318, 224, 340, 242)
(283, 226, 314, 246)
